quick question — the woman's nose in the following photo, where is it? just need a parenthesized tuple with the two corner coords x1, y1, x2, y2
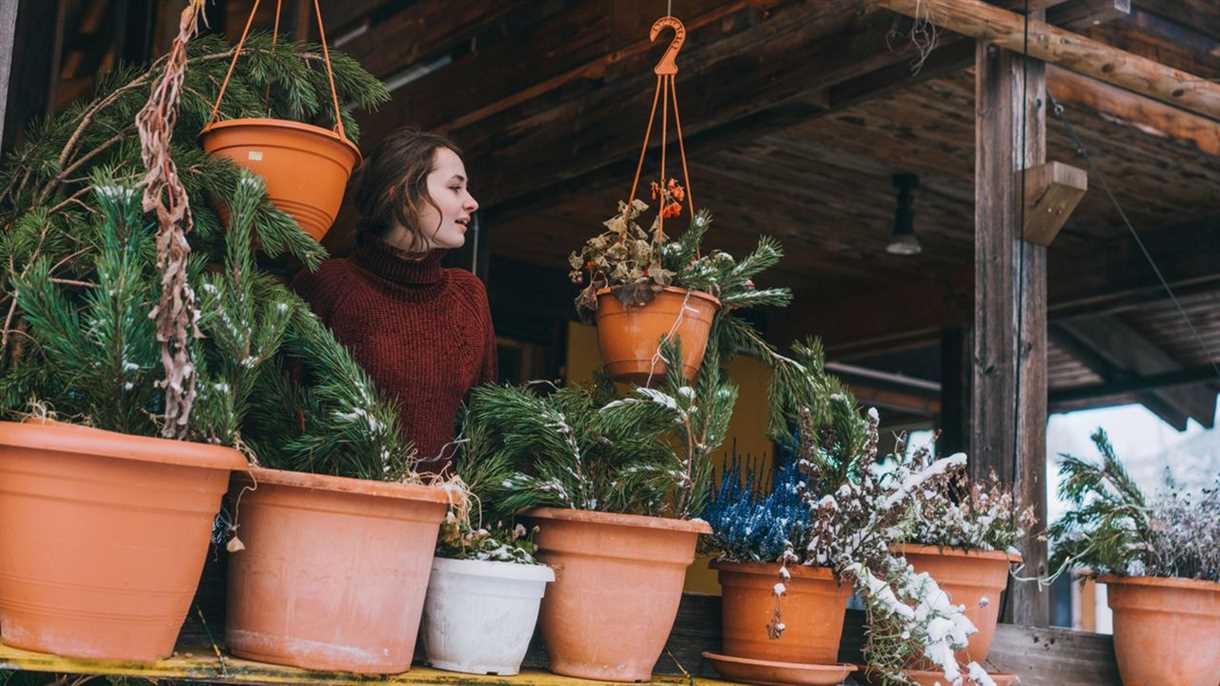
(465, 193, 479, 212)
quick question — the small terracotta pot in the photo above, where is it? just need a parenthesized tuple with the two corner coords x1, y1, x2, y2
(199, 118, 361, 242)
(714, 561, 852, 665)
(1100, 575, 1220, 686)
(224, 467, 453, 674)
(525, 507, 711, 682)
(894, 544, 1017, 664)
(0, 420, 245, 661)
(594, 286, 720, 386)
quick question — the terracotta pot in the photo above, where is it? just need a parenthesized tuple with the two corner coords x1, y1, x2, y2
(525, 507, 711, 681)
(0, 420, 245, 661)
(714, 561, 852, 665)
(894, 544, 1017, 664)
(225, 467, 453, 673)
(1101, 575, 1220, 686)
(199, 118, 361, 242)
(594, 286, 720, 386)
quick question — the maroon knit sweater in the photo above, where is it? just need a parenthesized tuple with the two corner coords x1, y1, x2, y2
(292, 237, 497, 475)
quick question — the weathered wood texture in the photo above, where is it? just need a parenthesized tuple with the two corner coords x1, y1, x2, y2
(973, 40, 1050, 626)
(873, 0, 1220, 120)
(0, 0, 17, 152)
(1022, 161, 1087, 245)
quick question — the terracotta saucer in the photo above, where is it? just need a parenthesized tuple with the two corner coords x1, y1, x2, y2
(701, 652, 857, 686)
(902, 669, 1020, 685)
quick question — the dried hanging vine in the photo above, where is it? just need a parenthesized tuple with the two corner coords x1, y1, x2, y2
(136, 0, 205, 437)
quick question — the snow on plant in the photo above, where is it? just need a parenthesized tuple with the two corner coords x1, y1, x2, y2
(1048, 428, 1220, 583)
(703, 339, 996, 685)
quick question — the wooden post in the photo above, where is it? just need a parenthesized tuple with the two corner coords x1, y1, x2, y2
(0, 0, 17, 152)
(973, 38, 1050, 626)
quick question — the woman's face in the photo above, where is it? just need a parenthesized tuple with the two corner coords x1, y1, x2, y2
(407, 146, 478, 251)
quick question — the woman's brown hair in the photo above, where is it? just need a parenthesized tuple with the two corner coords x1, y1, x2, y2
(352, 127, 461, 252)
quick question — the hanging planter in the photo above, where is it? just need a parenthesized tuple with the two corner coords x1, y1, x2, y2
(595, 286, 720, 385)
(525, 507, 710, 682)
(421, 556, 555, 675)
(0, 420, 245, 661)
(892, 544, 1018, 665)
(224, 467, 453, 674)
(198, 0, 360, 243)
(712, 561, 852, 665)
(1100, 575, 1220, 686)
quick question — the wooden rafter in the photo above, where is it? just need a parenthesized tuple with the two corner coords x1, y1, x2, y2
(873, 0, 1220, 121)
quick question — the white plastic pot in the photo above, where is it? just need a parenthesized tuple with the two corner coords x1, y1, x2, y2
(421, 556, 555, 675)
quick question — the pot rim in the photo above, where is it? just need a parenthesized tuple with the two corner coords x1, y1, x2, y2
(524, 506, 712, 534)
(0, 419, 246, 471)
(595, 285, 722, 308)
(1097, 574, 1220, 592)
(199, 117, 362, 164)
(234, 465, 458, 505)
(431, 555, 555, 582)
(892, 543, 1022, 563)
(710, 559, 839, 581)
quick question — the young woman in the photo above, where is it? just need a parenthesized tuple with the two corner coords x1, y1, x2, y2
(293, 128, 495, 475)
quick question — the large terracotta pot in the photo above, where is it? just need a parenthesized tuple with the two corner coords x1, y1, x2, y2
(525, 507, 711, 681)
(0, 420, 245, 661)
(1101, 575, 1220, 686)
(199, 118, 361, 242)
(225, 467, 452, 674)
(714, 561, 852, 665)
(595, 286, 720, 386)
(894, 544, 1016, 664)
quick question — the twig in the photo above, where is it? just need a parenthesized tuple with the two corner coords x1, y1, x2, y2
(50, 277, 96, 288)
(37, 126, 136, 206)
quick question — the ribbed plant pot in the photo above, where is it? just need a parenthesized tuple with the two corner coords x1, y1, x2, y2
(714, 560, 852, 665)
(199, 118, 361, 242)
(1101, 575, 1220, 686)
(0, 420, 245, 661)
(224, 468, 453, 674)
(421, 556, 555, 675)
(594, 286, 719, 386)
(525, 507, 711, 682)
(894, 544, 1017, 664)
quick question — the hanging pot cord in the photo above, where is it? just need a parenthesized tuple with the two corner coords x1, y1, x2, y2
(206, 0, 349, 142)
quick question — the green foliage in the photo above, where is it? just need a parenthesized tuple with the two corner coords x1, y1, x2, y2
(1048, 428, 1220, 582)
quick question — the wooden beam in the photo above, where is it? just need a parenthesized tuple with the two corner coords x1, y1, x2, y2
(972, 36, 1050, 626)
(1022, 161, 1087, 245)
(1053, 317, 1218, 428)
(1049, 363, 1220, 408)
(1047, 65, 1220, 159)
(872, 0, 1220, 121)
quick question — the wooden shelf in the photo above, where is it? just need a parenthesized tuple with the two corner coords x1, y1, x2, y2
(0, 639, 727, 686)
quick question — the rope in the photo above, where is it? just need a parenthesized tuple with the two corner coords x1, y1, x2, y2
(643, 288, 697, 388)
(1048, 94, 1220, 389)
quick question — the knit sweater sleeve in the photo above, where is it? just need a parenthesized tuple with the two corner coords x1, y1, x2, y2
(472, 275, 498, 385)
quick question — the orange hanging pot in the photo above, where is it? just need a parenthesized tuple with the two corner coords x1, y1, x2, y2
(595, 286, 720, 386)
(0, 419, 246, 661)
(198, 0, 359, 243)
(199, 118, 360, 242)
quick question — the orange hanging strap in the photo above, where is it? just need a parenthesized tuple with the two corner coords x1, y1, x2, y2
(206, 0, 349, 142)
(263, 0, 283, 113)
(625, 77, 664, 222)
(669, 73, 694, 221)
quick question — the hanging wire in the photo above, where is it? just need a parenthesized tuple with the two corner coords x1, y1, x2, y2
(1047, 94, 1220, 388)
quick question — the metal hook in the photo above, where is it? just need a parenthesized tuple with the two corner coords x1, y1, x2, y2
(650, 16, 686, 76)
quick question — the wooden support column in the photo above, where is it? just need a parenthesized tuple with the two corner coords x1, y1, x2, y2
(973, 39, 1050, 626)
(0, 0, 18, 152)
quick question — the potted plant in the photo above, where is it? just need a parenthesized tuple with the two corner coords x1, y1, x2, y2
(569, 193, 790, 386)
(1047, 429, 1220, 686)
(198, 4, 384, 242)
(419, 418, 555, 676)
(891, 453, 1035, 684)
(459, 338, 737, 682)
(702, 339, 1001, 686)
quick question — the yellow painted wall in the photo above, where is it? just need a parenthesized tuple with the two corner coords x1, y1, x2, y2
(564, 321, 774, 596)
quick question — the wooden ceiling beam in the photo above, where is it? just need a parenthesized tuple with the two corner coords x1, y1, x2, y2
(872, 0, 1220, 121)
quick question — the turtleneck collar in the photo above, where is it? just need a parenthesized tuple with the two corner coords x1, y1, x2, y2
(352, 235, 447, 288)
